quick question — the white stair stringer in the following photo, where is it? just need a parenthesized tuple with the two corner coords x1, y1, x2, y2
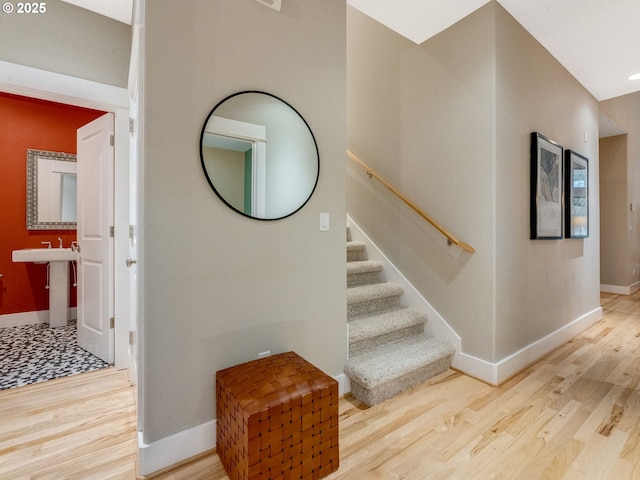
(345, 221, 456, 406)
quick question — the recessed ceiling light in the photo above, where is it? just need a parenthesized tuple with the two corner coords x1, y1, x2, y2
(629, 73, 640, 81)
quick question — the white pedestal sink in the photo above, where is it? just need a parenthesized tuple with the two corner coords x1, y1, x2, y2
(12, 248, 78, 328)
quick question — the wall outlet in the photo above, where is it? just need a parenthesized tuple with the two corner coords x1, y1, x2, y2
(258, 350, 271, 359)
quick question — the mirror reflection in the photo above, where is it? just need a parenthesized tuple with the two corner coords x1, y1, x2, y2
(200, 91, 319, 220)
(27, 149, 77, 230)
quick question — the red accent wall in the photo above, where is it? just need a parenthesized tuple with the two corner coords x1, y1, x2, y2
(0, 92, 106, 316)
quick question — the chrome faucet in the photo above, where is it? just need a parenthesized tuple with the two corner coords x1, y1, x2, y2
(58, 237, 63, 248)
(41, 241, 52, 248)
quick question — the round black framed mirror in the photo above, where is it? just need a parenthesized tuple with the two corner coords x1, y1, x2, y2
(200, 91, 319, 220)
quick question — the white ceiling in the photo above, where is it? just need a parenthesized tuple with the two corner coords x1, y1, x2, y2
(67, 0, 640, 102)
(347, 0, 488, 45)
(347, 0, 640, 102)
(60, 0, 133, 25)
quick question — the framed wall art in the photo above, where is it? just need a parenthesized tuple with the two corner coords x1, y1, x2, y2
(530, 132, 563, 239)
(564, 150, 589, 238)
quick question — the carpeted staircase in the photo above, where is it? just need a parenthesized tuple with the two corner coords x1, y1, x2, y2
(344, 227, 455, 406)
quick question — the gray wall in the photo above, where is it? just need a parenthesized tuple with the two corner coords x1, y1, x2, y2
(599, 93, 640, 290)
(141, 0, 346, 443)
(494, 4, 600, 360)
(0, 0, 131, 87)
(348, 4, 496, 361)
(348, 2, 601, 363)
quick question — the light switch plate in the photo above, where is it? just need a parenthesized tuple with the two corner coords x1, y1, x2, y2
(320, 212, 330, 231)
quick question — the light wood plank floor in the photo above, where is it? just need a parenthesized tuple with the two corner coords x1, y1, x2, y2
(3, 292, 640, 479)
(0, 366, 137, 479)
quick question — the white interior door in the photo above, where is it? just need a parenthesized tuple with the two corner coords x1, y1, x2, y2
(127, 102, 139, 385)
(77, 113, 115, 364)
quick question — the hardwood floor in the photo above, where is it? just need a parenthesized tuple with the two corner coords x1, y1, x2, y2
(0, 367, 137, 479)
(3, 292, 640, 479)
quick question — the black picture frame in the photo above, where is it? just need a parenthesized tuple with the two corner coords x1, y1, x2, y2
(564, 150, 589, 238)
(530, 132, 563, 239)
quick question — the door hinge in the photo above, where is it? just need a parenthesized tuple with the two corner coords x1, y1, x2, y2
(110, 226, 115, 237)
(110, 317, 115, 329)
(110, 134, 115, 146)
(129, 331, 135, 346)
(129, 117, 134, 134)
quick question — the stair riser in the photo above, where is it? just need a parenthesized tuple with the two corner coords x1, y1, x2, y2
(347, 271, 382, 287)
(349, 354, 452, 406)
(347, 250, 367, 262)
(348, 295, 402, 317)
(349, 324, 424, 357)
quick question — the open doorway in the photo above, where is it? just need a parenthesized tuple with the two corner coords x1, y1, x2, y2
(0, 93, 112, 388)
(599, 110, 630, 294)
(0, 61, 135, 386)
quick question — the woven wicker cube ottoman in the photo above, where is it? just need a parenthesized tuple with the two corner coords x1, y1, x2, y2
(216, 351, 339, 480)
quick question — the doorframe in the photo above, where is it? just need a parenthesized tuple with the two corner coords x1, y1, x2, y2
(0, 60, 132, 372)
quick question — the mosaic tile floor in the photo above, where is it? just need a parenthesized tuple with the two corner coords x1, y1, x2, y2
(0, 320, 110, 390)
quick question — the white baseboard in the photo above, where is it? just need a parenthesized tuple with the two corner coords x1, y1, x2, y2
(461, 306, 603, 385)
(335, 373, 350, 397)
(139, 220, 604, 476)
(493, 306, 603, 384)
(346, 215, 603, 386)
(0, 308, 77, 329)
(137, 304, 603, 475)
(0, 310, 48, 328)
(138, 373, 351, 476)
(138, 421, 216, 476)
(601, 283, 640, 295)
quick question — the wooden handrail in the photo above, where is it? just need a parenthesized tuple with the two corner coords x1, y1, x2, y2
(347, 149, 476, 254)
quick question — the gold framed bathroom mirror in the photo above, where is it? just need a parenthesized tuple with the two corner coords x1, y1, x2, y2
(26, 149, 77, 230)
(200, 91, 319, 220)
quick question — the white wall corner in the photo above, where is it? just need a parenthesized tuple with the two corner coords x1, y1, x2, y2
(457, 352, 499, 385)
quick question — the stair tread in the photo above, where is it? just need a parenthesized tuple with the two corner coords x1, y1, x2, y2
(347, 260, 383, 275)
(349, 308, 427, 343)
(345, 335, 455, 389)
(347, 283, 403, 305)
